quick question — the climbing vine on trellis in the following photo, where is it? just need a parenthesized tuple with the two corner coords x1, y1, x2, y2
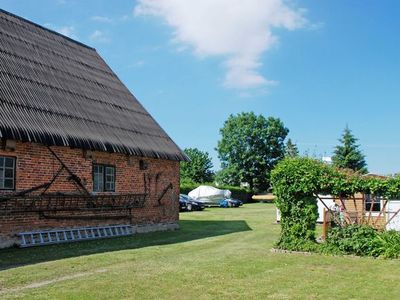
(271, 157, 400, 251)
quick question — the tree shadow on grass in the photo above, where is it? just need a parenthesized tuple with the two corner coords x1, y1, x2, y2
(0, 220, 251, 270)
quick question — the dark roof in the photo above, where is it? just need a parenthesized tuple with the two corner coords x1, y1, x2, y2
(0, 9, 188, 161)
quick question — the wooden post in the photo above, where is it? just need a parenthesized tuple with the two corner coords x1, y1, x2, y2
(366, 195, 376, 225)
(373, 199, 388, 227)
(352, 195, 359, 223)
(322, 208, 329, 240)
(339, 197, 352, 225)
(314, 194, 342, 227)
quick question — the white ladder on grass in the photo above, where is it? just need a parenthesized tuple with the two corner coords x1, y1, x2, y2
(18, 225, 133, 247)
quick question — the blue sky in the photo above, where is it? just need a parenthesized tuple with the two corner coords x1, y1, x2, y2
(1, 0, 400, 174)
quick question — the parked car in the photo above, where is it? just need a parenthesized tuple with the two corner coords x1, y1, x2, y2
(179, 194, 205, 212)
(196, 197, 220, 207)
(219, 198, 243, 208)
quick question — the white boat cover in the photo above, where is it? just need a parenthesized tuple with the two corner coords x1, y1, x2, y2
(188, 185, 231, 200)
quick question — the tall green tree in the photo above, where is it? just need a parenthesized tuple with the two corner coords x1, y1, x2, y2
(216, 112, 289, 192)
(214, 165, 241, 186)
(180, 148, 214, 183)
(332, 126, 368, 173)
(285, 138, 299, 158)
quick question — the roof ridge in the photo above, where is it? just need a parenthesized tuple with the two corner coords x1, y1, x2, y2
(0, 8, 95, 51)
(0, 33, 112, 77)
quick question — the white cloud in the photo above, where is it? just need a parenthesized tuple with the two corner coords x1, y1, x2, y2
(89, 30, 109, 42)
(44, 23, 77, 39)
(121, 60, 146, 70)
(134, 60, 145, 66)
(120, 15, 130, 21)
(58, 26, 76, 38)
(91, 16, 113, 23)
(308, 21, 324, 31)
(134, 0, 307, 89)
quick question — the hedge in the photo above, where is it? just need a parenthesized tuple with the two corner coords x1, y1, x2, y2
(271, 156, 400, 255)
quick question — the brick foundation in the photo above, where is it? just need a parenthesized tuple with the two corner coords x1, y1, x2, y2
(0, 141, 180, 248)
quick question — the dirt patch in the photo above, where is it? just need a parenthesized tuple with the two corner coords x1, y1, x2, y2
(0, 268, 107, 295)
(270, 248, 315, 255)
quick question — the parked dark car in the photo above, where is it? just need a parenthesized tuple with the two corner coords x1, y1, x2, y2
(179, 194, 205, 212)
(219, 198, 243, 208)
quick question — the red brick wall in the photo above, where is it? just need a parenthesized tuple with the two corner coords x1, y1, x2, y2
(0, 141, 180, 245)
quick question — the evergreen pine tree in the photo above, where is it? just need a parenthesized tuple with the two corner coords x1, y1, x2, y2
(332, 126, 368, 173)
(285, 138, 299, 158)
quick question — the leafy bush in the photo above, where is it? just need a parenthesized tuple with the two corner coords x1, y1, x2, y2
(323, 225, 380, 256)
(271, 158, 323, 249)
(373, 230, 400, 259)
(320, 226, 400, 258)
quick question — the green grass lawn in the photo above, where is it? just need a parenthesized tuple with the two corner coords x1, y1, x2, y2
(1, 203, 400, 299)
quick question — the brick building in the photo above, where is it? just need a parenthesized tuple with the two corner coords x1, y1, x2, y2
(0, 9, 188, 248)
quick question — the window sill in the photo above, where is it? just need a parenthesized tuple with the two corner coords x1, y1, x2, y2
(91, 191, 117, 195)
(364, 212, 382, 217)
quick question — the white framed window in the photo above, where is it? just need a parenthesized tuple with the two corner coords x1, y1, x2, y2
(105, 166, 115, 191)
(93, 164, 115, 192)
(365, 194, 382, 215)
(0, 156, 16, 190)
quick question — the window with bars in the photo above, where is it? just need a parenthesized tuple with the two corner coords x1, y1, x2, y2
(0, 156, 16, 190)
(93, 164, 115, 192)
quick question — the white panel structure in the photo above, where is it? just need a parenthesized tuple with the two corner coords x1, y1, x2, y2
(386, 200, 400, 231)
